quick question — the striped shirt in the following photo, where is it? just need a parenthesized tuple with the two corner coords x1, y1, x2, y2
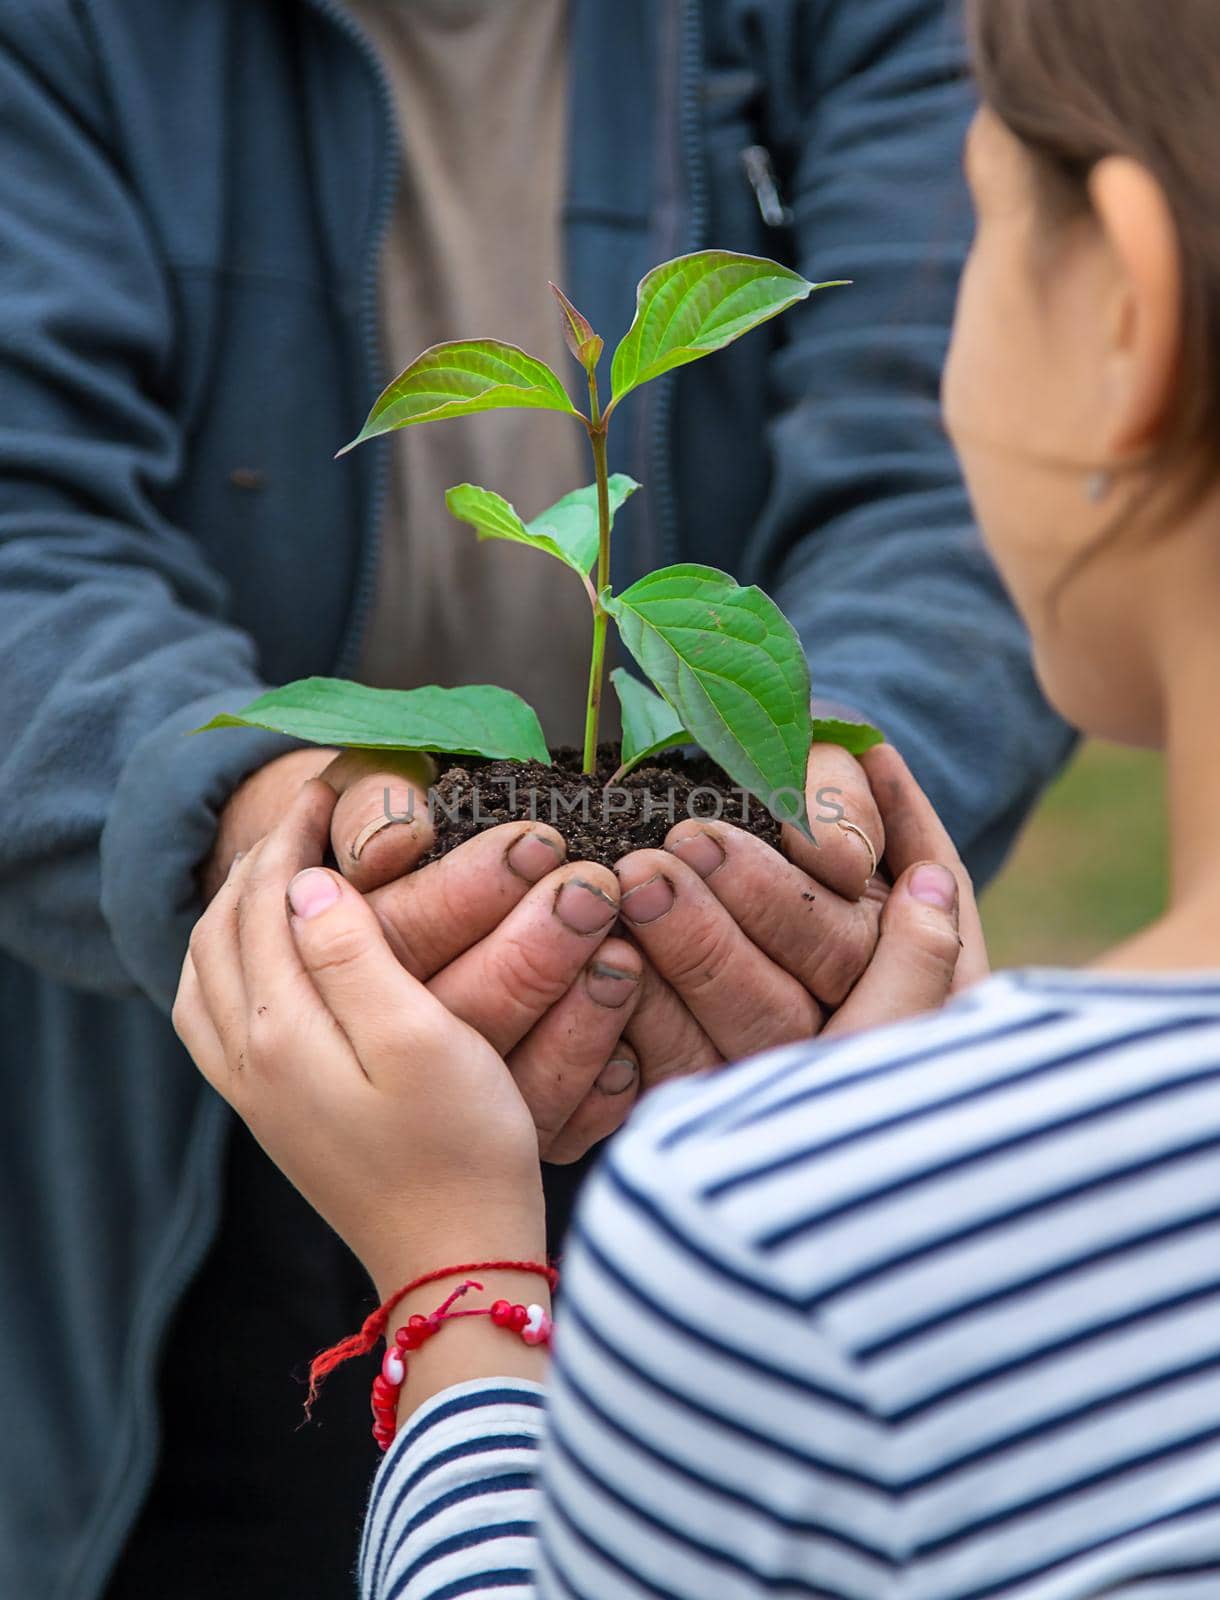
(360, 968, 1220, 1598)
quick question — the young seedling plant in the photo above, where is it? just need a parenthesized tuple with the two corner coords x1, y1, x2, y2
(202, 251, 882, 836)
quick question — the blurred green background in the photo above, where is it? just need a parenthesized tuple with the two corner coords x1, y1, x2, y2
(980, 741, 1168, 969)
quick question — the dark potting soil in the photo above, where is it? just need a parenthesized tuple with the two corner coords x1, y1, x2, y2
(417, 745, 781, 870)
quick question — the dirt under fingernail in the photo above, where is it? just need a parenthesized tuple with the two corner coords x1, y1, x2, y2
(586, 962, 640, 1007)
(554, 877, 618, 935)
(591, 960, 638, 982)
(506, 830, 564, 883)
(620, 872, 675, 925)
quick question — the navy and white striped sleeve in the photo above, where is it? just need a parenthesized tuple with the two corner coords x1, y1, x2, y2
(533, 1066, 896, 1598)
(358, 972, 1220, 1597)
(533, 971, 1220, 1598)
(359, 1379, 546, 1600)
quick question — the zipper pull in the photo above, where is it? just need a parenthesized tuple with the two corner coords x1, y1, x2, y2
(741, 144, 792, 228)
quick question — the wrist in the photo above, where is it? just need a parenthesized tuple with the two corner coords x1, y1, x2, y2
(364, 1193, 547, 1308)
(385, 1267, 554, 1428)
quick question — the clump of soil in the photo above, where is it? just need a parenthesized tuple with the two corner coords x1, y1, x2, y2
(417, 745, 781, 869)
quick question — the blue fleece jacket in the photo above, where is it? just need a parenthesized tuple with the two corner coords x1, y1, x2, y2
(0, 1, 1073, 1593)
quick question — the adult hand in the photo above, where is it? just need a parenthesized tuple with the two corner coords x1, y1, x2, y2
(616, 741, 988, 1082)
(817, 742, 988, 1035)
(175, 781, 545, 1301)
(201, 746, 437, 901)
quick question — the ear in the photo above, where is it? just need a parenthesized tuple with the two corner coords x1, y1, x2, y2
(1088, 156, 1184, 456)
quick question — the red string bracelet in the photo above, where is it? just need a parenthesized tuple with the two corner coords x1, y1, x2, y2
(371, 1279, 554, 1452)
(305, 1259, 558, 1418)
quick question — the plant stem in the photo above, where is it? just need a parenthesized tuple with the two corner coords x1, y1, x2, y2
(581, 368, 612, 775)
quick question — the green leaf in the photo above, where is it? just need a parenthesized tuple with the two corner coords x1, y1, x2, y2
(338, 339, 580, 453)
(605, 564, 813, 831)
(611, 668, 692, 778)
(549, 282, 604, 373)
(810, 717, 885, 756)
(445, 476, 640, 581)
(195, 678, 551, 764)
(610, 250, 846, 406)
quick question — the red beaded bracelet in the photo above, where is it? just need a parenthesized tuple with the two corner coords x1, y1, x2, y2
(305, 1259, 559, 1423)
(371, 1280, 554, 1451)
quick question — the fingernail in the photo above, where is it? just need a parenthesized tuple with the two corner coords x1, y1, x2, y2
(595, 1057, 637, 1095)
(506, 830, 565, 884)
(350, 813, 404, 862)
(620, 873, 675, 925)
(909, 863, 957, 911)
(585, 960, 640, 1008)
(226, 851, 245, 881)
(553, 877, 618, 935)
(836, 818, 879, 880)
(287, 868, 340, 920)
(668, 829, 726, 879)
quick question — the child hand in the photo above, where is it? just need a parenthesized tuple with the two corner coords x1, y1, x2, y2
(174, 780, 547, 1299)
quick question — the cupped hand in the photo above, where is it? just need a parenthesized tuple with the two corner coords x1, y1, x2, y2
(616, 740, 988, 1082)
(205, 751, 642, 1162)
(202, 746, 436, 902)
(205, 739, 481, 902)
(366, 827, 643, 1164)
(174, 781, 546, 1299)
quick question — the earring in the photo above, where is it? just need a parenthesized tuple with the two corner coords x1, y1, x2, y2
(1085, 469, 1113, 504)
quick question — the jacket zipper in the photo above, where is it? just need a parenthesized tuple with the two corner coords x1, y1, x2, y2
(303, 0, 399, 679)
(652, 0, 708, 569)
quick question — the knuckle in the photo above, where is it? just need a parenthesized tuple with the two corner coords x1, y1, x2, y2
(498, 936, 569, 1012)
(735, 989, 821, 1055)
(186, 915, 210, 963)
(729, 886, 789, 949)
(773, 992, 823, 1044)
(920, 917, 965, 973)
(305, 919, 369, 979)
(803, 913, 877, 1006)
(898, 921, 961, 988)
(186, 925, 227, 988)
(661, 917, 736, 995)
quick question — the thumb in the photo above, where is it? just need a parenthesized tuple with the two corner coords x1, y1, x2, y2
(321, 749, 436, 893)
(823, 861, 962, 1038)
(286, 866, 454, 1081)
(861, 743, 989, 990)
